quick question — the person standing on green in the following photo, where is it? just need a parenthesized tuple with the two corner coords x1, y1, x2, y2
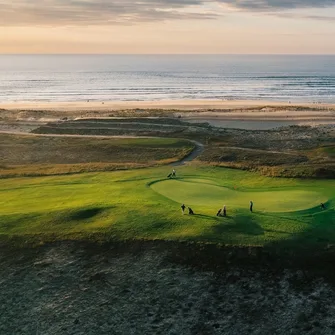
(250, 201, 253, 212)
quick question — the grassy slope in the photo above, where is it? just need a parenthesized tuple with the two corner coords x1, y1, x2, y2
(1, 166, 334, 248)
(0, 134, 194, 177)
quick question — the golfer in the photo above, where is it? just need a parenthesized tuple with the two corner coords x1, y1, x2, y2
(223, 205, 227, 217)
(188, 207, 194, 215)
(181, 204, 186, 214)
(250, 201, 253, 212)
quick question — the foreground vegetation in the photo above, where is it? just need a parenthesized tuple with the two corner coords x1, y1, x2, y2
(1, 166, 334, 248)
(3, 240, 335, 335)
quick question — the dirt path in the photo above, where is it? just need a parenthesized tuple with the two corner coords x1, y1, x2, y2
(172, 140, 204, 166)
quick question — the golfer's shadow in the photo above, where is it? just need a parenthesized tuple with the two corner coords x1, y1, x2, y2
(194, 214, 223, 222)
(195, 214, 264, 236)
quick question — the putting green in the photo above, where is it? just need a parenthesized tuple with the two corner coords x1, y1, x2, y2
(151, 178, 328, 213)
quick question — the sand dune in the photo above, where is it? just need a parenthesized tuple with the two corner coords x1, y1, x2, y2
(1, 101, 334, 131)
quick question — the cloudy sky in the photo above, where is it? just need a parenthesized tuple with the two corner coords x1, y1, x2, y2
(1, 0, 335, 53)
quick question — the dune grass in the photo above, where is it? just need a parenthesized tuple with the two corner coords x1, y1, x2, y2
(0, 166, 334, 248)
(0, 134, 194, 177)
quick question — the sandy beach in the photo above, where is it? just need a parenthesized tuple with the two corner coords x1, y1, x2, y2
(1, 99, 335, 112)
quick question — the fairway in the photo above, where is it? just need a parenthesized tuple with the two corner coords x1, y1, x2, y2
(0, 166, 334, 247)
(150, 178, 328, 213)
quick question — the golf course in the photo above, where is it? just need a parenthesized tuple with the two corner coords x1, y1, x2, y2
(1, 112, 335, 335)
(1, 165, 334, 247)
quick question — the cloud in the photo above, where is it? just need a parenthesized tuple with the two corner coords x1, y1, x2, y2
(0, 0, 216, 26)
(217, 0, 335, 22)
(217, 0, 335, 11)
(1, 0, 335, 26)
(273, 12, 335, 22)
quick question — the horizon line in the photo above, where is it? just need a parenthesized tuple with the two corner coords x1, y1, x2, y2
(1, 53, 335, 56)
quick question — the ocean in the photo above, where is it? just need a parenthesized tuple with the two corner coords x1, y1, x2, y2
(0, 54, 334, 103)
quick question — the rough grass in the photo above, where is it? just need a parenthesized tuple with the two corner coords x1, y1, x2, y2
(30, 118, 335, 178)
(199, 146, 309, 166)
(198, 144, 335, 178)
(322, 146, 335, 157)
(0, 166, 334, 248)
(2, 242, 335, 335)
(0, 134, 194, 177)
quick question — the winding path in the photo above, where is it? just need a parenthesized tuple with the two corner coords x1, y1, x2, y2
(171, 140, 204, 166)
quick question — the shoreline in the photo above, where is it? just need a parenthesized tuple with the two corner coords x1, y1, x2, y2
(1, 99, 335, 111)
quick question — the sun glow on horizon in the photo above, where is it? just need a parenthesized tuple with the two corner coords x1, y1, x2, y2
(1, 0, 335, 54)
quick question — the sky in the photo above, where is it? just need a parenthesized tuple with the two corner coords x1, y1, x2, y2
(1, 0, 335, 54)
